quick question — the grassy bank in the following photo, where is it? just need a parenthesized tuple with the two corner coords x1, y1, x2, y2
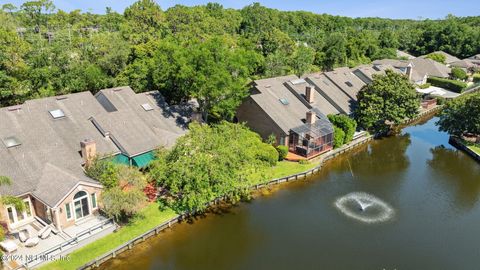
(468, 144, 480, 155)
(40, 205, 177, 270)
(41, 160, 313, 270)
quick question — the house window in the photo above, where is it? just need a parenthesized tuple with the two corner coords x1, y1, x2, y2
(7, 207, 14, 224)
(65, 203, 72, 220)
(91, 193, 97, 209)
(24, 201, 31, 217)
(16, 207, 24, 222)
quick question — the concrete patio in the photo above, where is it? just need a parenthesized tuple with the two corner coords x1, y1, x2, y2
(1, 214, 116, 269)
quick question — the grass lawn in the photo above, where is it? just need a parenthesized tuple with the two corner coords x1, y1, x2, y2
(468, 144, 480, 155)
(268, 160, 319, 179)
(41, 160, 317, 270)
(40, 204, 177, 270)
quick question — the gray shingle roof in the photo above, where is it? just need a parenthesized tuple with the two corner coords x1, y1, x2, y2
(421, 51, 460, 64)
(323, 67, 366, 101)
(284, 79, 340, 116)
(304, 73, 354, 115)
(410, 57, 451, 79)
(351, 64, 401, 84)
(250, 75, 312, 134)
(0, 87, 188, 206)
(396, 50, 415, 60)
(94, 87, 187, 156)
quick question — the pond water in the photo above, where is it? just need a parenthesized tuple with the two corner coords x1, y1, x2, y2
(100, 117, 480, 270)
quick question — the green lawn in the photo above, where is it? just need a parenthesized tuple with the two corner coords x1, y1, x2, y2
(468, 144, 480, 155)
(268, 160, 319, 179)
(40, 205, 177, 270)
(41, 160, 316, 270)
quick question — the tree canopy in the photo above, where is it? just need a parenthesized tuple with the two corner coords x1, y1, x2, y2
(355, 70, 420, 132)
(150, 122, 278, 213)
(436, 93, 480, 136)
(1, 1, 479, 122)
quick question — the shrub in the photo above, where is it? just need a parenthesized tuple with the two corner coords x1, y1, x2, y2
(418, 83, 431, 89)
(427, 77, 467, 93)
(451, 67, 467, 81)
(436, 96, 446, 105)
(328, 114, 357, 144)
(333, 126, 345, 149)
(276, 145, 289, 161)
(473, 73, 480, 83)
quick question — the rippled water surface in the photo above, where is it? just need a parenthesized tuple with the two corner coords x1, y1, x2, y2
(101, 117, 480, 270)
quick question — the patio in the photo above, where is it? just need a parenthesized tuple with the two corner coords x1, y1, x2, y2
(1, 214, 115, 269)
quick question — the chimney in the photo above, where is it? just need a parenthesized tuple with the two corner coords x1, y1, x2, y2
(306, 111, 316, 125)
(80, 139, 96, 165)
(406, 65, 413, 81)
(305, 85, 314, 103)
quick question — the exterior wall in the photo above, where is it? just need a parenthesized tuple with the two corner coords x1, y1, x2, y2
(237, 97, 288, 145)
(31, 196, 48, 223)
(54, 184, 102, 230)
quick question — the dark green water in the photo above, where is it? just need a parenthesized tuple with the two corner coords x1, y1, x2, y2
(101, 117, 480, 270)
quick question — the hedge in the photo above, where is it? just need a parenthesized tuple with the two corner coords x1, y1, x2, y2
(427, 77, 467, 93)
(473, 73, 480, 83)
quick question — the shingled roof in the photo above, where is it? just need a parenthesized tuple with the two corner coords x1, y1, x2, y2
(0, 87, 188, 206)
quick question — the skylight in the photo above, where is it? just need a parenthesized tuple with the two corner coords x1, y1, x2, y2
(290, 79, 306, 85)
(141, 103, 154, 111)
(279, 98, 289, 105)
(49, 109, 65, 119)
(3, 136, 21, 148)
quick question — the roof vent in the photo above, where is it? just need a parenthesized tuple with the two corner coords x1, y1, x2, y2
(3, 136, 21, 148)
(7, 106, 22, 112)
(290, 79, 306, 85)
(345, 81, 353, 87)
(265, 84, 272, 88)
(56, 96, 68, 101)
(49, 109, 65, 119)
(141, 103, 154, 111)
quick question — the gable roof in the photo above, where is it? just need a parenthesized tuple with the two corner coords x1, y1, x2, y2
(421, 51, 460, 64)
(250, 75, 311, 134)
(351, 64, 401, 84)
(410, 57, 451, 79)
(0, 87, 188, 206)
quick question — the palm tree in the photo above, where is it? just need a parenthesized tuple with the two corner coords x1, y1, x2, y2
(0, 176, 24, 213)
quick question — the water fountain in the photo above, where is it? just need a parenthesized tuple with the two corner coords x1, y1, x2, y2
(334, 192, 394, 224)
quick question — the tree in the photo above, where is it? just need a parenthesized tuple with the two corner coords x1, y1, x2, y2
(152, 122, 278, 213)
(0, 176, 25, 215)
(291, 43, 316, 77)
(332, 126, 345, 148)
(355, 70, 420, 132)
(328, 114, 357, 144)
(425, 53, 447, 64)
(123, 0, 164, 43)
(451, 67, 467, 81)
(436, 92, 480, 136)
(20, 0, 55, 31)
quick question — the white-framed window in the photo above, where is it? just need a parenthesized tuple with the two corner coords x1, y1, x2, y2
(91, 193, 97, 209)
(65, 202, 72, 220)
(5, 198, 33, 226)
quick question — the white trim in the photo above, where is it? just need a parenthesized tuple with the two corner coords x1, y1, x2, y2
(65, 202, 73, 221)
(52, 181, 103, 209)
(73, 191, 90, 221)
(90, 193, 98, 210)
(4, 198, 35, 229)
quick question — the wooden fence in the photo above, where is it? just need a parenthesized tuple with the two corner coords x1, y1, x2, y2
(77, 135, 373, 270)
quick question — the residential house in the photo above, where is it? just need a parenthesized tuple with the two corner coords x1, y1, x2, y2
(420, 51, 460, 65)
(236, 75, 334, 158)
(0, 87, 189, 234)
(396, 50, 415, 60)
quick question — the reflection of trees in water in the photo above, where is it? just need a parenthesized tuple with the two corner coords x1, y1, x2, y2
(349, 134, 411, 177)
(428, 146, 480, 209)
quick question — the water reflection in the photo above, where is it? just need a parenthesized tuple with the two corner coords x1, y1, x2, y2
(428, 146, 480, 209)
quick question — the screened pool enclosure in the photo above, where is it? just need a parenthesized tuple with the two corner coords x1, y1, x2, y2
(289, 111, 334, 158)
